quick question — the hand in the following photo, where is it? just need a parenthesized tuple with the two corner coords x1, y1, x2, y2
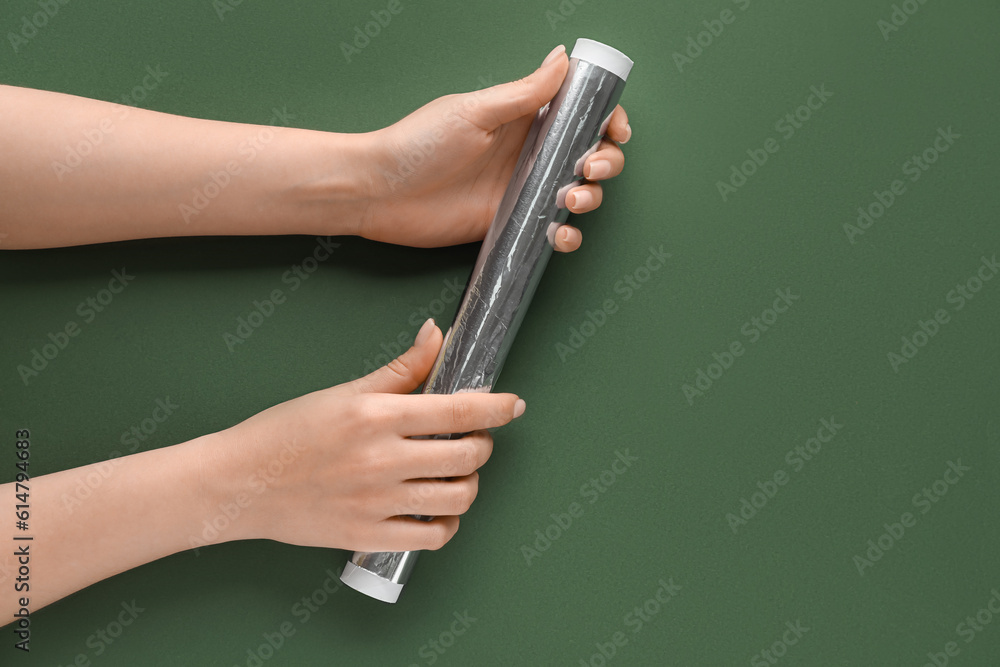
(215, 318, 524, 553)
(358, 44, 631, 253)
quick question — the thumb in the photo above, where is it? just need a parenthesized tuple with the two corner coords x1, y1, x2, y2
(344, 318, 442, 395)
(462, 44, 568, 131)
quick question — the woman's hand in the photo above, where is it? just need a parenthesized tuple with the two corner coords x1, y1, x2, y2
(2, 318, 522, 618)
(358, 44, 631, 253)
(216, 318, 524, 553)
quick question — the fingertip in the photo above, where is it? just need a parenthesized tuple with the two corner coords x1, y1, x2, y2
(531, 45, 569, 88)
(608, 105, 630, 143)
(555, 226, 582, 253)
(414, 317, 436, 347)
(428, 516, 460, 550)
(568, 189, 594, 212)
(585, 159, 613, 180)
(541, 44, 566, 68)
(492, 393, 523, 425)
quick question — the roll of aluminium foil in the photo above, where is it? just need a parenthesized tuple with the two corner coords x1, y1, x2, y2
(340, 38, 633, 603)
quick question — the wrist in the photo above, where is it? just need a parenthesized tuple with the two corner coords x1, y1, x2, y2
(278, 128, 381, 239)
(189, 429, 259, 547)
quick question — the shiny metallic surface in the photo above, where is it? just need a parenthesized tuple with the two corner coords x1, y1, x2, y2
(343, 46, 630, 602)
(351, 548, 419, 585)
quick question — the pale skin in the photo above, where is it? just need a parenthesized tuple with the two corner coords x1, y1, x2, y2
(0, 44, 631, 618)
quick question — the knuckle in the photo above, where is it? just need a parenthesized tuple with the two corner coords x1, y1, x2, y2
(428, 518, 459, 550)
(340, 406, 367, 439)
(438, 456, 460, 478)
(417, 479, 436, 500)
(352, 394, 384, 428)
(456, 440, 479, 475)
(353, 438, 393, 479)
(493, 400, 512, 426)
(455, 475, 479, 513)
(450, 397, 473, 429)
(514, 77, 544, 109)
(479, 432, 495, 465)
(384, 355, 411, 378)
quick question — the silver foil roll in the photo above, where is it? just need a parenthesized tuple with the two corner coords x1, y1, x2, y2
(341, 39, 633, 603)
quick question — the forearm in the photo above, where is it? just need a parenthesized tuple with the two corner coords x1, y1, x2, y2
(0, 85, 375, 248)
(1, 431, 239, 618)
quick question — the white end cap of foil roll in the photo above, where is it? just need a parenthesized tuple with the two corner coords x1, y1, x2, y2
(570, 38, 633, 81)
(340, 561, 403, 604)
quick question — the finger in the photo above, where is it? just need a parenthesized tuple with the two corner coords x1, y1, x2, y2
(584, 142, 624, 180)
(460, 46, 568, 132)
(566, 183, 604, 214)
(341, 318, 441, 395)
(384, 392, 525, 436)
(553, 225, 583, 253)
(396, 473, 480, 518)
(375, 515, 460, 552)
(396, 430, 494, 479)
(606, 105, 631, 144)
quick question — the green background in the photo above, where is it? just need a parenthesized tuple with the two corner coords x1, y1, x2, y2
(2, 0, 999, 664)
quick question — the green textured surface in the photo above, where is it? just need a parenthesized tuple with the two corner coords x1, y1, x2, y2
(2, 0, 1000, 665)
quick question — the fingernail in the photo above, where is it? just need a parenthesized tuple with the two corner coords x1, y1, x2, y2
(623, 123, 632, 144)
(570, 190, 593, 210)
(587, 159, 611, 180)
(415, 318, 435, 347)
(558, 226, 580, 251)
(542, 44, 565, 67)
(513, 399, 526, 419)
